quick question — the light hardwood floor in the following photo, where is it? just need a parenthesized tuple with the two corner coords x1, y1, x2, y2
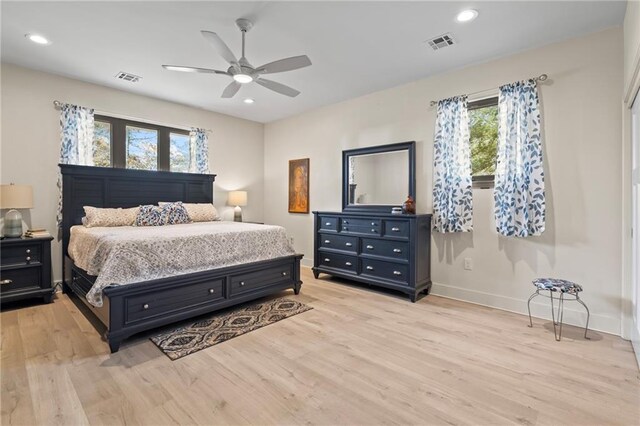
(2, 267, 639, 425)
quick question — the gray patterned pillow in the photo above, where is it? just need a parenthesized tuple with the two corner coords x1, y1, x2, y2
(83, 206, 139, 227)
(135, 202, 191, 226)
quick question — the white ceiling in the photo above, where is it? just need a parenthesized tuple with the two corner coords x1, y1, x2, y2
(1, 1, 626, 123)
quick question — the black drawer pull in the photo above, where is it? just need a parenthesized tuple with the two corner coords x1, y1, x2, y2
(366, 266, 374, 271)
(366, 245, 374, 250)
(240, 281, 246, 286)
(209, 289, 215, 294)
(25, 249, 31, 254)
(282, 272, 288, 276)
(393, 248, 402, 253)
(391, 227, 400, 232)
(324, 240, 331, 244)
(345, 242, 353, 247)
(325, 222, 331, 226)
(324, 258, 330, 262)
(0, 279, 13, 285)
(345, 262, 352, 266)
(143, 303, 149, 310)
(393, 271, 402, 276)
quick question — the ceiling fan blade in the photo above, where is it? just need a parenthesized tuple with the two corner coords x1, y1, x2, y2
(201, 31, 238, 66)
(162, 65, 229, 75)
(256, 55, 312, 74)
(255, 78, 301, 97)
(221, 81, 241, 98)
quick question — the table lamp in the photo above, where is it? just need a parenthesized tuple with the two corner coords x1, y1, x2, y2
(1, 184, 33, 237)
(228, 191, 247, 222)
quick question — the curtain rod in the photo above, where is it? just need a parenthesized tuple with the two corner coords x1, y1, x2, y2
(429, 74, 548, 107)
(52, 100, 213, 133)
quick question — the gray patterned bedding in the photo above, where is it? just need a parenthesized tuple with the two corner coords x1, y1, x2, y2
(68, 222, 296, 307)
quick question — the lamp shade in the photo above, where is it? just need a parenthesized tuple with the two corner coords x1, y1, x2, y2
(228, 190, 248, 207)
(0, 184, 33, 209)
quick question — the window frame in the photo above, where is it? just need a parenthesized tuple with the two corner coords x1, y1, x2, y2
(94, 115, 190, 172)
(468, 96, 499, 189)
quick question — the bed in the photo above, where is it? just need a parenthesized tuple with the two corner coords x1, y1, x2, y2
(60, 164, 303, 353)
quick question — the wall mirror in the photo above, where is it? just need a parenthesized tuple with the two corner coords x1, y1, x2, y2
(342, 141, 416, 212)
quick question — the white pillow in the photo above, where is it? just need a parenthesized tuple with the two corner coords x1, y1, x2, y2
(83, 206, 139, 227)
(158, 202, 221, 222)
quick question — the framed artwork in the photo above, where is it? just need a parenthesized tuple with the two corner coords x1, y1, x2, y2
(288, 158, 309, 214)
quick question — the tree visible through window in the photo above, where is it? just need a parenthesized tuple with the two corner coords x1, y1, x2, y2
(126, 126, 158, 171)
(469, 97, 499, 185)
(170, 133, 190, 172)
(93, 121, 111, 167)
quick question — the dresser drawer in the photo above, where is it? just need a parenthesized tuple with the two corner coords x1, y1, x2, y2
(361, 258, 409, 285)
(341, 218, 381, 228)
(230, 263, 294, 296)
(318, 252, 358, 274)
(0, 267, 41, 293)
(319, 234, 358, 252)
(341, 225, 381, 236)
(1, 243, 41, 267)
(361, 238, 409, 260)
(383, 220, 410, 239)
(319, 216, 339, 232)
(126, 278, 225, 323)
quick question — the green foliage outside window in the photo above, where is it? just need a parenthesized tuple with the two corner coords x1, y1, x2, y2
(93, 121, 111, 167)
(469, 105, 498, 177)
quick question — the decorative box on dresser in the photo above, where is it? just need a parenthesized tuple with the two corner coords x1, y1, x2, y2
(0, 235, 54, 305)
(312, 211, 432, 302)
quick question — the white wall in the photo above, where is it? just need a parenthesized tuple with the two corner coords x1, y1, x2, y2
(0, 63, 265, 282)
(264, 28, 624, 335)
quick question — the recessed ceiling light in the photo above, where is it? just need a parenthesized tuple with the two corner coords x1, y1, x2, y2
(243, 98, 255, 104)
(25, 33, 51, 45)
(456, 9, 478, 23)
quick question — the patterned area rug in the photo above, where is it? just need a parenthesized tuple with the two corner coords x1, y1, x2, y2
(150, 297, 312, 360)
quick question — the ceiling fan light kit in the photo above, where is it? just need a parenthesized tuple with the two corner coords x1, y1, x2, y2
(162, 18, 312, 99)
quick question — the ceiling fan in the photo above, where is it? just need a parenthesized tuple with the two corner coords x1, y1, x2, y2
(162, 18, 312, 99)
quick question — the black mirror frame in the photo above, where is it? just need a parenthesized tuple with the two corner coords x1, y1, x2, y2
(342, 141, 416, 213)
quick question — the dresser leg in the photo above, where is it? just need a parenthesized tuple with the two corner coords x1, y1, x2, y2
(312, 269, 320, 279)
(410, 293, 418, 303)
(108, 338, 121, 353)
(294, 283, 301, 295)
(43, 292, 54, 304)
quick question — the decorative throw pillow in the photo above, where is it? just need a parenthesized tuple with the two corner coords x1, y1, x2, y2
(163, 202, 191, 225)
(135, 205, 166, 226)
(158, 202, 221, 222)
(83, 206, 139, 227)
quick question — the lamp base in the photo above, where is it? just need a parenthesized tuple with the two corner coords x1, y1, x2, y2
(233, 206, 243, 222)
(4, 209, 23, 238)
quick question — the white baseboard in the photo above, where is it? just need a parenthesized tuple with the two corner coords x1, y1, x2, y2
(431, 282, 621, 336)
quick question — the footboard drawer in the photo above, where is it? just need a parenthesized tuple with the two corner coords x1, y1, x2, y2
(230, 263, 294, 296)
(125, 278, 224, 323)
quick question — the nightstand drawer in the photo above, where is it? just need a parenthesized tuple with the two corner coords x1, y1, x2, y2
(0, 267, 41, 293)
(1, 244, 41, 266)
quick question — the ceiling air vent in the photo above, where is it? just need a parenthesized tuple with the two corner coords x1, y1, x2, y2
(115, 71, 141, 83)
(426, 33, 456, 51)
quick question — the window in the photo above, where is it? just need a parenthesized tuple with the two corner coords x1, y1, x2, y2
(93, 121, 111, 167)
(468, 97, 499, 188)
(93, 115, 190, 172)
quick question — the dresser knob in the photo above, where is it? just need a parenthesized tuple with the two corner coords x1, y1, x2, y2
(393, 248, 402, 253)
(393, 271, 402, 276)
(371, 222, 376, 226)
(343, 227, 348, 231)
(240, 281, 246, 286)
(366, 266, 374, 271)
(282, 272, 288, 276)
(143, 303, 149, 310)
(325, 222, 331, 226)
(345, 262, 352, 266)
(25, 257, 31, 262)
(209, 289, 215, 294)
(0, 279, 13, 285)
(345, 242, 352, 247)
(366, 245, 374, 250)
(343, 220, 349, 224)
(25, 249, 31, 254)
(371, 229, 376, 232)
(391, 227, 400, 232)
(324, 258, 330, 262)
(324, 240, 331, 244)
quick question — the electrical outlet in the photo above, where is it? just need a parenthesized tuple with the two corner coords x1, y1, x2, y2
(464, 258, 473, 270)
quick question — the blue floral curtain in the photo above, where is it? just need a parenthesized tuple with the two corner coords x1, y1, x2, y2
(494, 79, 545, 237)
(57, 103, 95, 227)
(432, 96, 473, 232)
(189, 128, 209, 173)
